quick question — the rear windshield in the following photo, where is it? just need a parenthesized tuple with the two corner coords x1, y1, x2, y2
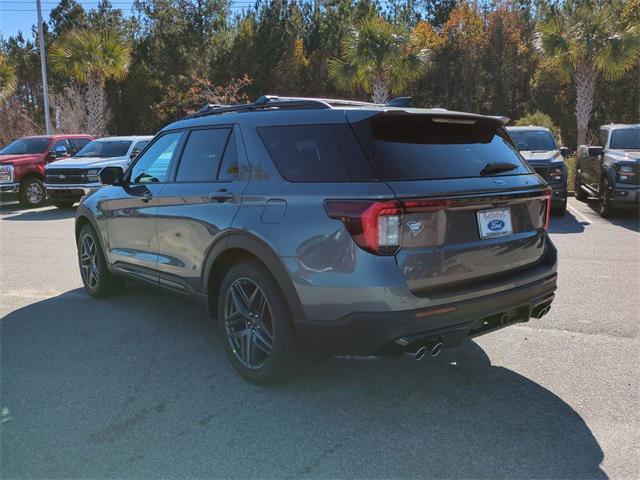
(610, 128, 640, 150)
(351, 115, 531, 181)
(508, 129, 557, 151)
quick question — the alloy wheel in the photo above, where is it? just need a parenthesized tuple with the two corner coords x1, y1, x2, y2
(80, 234, 100, 289)
(26, 182, 44, 205)
(223, 278, 274, 370)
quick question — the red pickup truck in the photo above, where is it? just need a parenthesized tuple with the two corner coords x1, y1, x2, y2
(0, 134, 93, 207)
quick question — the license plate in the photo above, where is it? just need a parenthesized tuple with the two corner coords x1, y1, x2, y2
(477, 207, 513, 239)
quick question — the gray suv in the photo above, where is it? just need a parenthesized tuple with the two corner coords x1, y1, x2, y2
(75, 96, 558, 384)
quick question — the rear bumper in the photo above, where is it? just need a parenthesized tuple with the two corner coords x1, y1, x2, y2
(296, 272, 557, 355)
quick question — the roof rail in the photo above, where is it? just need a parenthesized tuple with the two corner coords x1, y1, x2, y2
(386, 97, 413, 107)
(184, 96, 333, 119)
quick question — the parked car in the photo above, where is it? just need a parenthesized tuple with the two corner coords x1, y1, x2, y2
(506, 126, 569, 216)
(44, 136, 152, 208)
(575, 124, 640, 217)
(75, 95, 557, 384)
(0, 134, 93, 207)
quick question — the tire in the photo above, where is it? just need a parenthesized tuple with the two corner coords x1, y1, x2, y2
(598, 177, 616, 218)
(574, 173, 588, 202)
(19, 177, 46, 208)
(77, 224, 123, 297)
(552, 199, 567, 217)
(53, 200, 76, 209)
(217, 261, 302, 384)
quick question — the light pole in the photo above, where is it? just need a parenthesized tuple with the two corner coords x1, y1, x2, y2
(36, 0, 51, 134)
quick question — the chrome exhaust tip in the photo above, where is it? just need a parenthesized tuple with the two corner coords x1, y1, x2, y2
(414, 345, 428, 361)
(430, 342, 443, 357)
(535, 305, 551, 319)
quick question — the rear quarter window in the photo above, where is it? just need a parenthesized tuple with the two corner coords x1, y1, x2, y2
(352, 114, 531, 181)
(257, 124, 377, 182)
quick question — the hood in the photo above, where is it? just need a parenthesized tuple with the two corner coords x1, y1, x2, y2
(46, 155, 130, 170)
(519, 150, 563, 164)
(0, 154, 42, 165)
(609, 149, 640, 162)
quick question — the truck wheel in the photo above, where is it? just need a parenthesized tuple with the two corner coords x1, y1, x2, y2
(78, 224, 123, 297)
(217, 261, 302, 384)
(598, 178, 616, 218)
(552, 198, 567, 216)
(53, 200, 76, 209)
(19, 177, 45, 208)
(574, 174, 588, 202)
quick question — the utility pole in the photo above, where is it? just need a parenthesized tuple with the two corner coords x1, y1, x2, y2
(36, 0, 52, 134)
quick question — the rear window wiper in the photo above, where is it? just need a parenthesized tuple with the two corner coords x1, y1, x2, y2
(480, 162, 519, 176)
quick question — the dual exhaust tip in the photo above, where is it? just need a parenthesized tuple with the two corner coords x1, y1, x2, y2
(412, 342, 443, 361)
(534, 305, 551, 319)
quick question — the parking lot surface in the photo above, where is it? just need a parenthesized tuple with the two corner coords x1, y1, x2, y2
(1, 198, 638, 479)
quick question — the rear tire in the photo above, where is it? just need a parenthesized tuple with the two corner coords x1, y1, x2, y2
(77, 224, 122, 297)
(551, 198, 567, 216)
(53, 200, 76, 209)
(19, 177, 45, 208)
(217, 261, 302, 384)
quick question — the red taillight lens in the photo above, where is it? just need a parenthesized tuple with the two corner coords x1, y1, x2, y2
(325, 200, 402, 255)
(544, 190, 552, 230)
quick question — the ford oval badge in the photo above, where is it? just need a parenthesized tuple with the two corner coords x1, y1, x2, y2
(488, 220, 505, 231)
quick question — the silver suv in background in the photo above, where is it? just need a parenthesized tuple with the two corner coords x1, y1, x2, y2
(45, 136, 152, 208)
(506, 126, 569, 215)
(75, 96, 558, 384)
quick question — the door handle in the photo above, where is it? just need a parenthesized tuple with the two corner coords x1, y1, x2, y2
(141, 191, 153, 203)
(209, 189, 233, 203)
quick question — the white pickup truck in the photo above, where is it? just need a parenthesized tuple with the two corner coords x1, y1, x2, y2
(44, 136, 152, 208)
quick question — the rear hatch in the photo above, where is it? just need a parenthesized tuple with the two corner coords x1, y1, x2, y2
(348, 111, 551, 294)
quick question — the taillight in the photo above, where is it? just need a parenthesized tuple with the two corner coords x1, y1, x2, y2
(544, 190, 552, 230)
(324, 200, 402, 255)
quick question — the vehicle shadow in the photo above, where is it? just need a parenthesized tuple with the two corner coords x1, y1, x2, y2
(0, 204, 77, 221)
(1, 287, 605, 479)
(548, 209, 588, 234)
(585, 199, 640, 233)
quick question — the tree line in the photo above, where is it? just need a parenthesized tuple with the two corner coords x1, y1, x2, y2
(0, 0, 638, 148)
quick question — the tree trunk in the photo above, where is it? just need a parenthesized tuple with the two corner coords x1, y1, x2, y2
(85, 75, 109, 136)
(574, 62, 596, 147)
(371, 75, 389, 105)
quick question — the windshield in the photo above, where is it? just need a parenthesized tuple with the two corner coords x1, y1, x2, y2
(0, 138, 50, 155)
(75, 140, 132, 158)
(508, 130, 557, 151)
(351, 115, 531, 180)
(610, 128, 640, 149)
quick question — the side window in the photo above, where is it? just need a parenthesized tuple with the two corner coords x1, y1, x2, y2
(218, 132, 239, 182)
(134, 140, 149, 151)
(72, 138, 90, 154)
(130, 132, 181, 184)
(599, 130, 609, 148)
(53, 139, 72, 153)
(258, 124, 373, 182)
(176, 128, 230, 182)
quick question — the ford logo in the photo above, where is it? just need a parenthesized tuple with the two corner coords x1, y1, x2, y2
(488, 220, 505, 231)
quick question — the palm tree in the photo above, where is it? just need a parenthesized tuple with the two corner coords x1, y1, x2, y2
(536, 5, 640, 146)
(49, 30, 131, 135)
(328, 17, 429, 104)
(0, 53, 17, 103)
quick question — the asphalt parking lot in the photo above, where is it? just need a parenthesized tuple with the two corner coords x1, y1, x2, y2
(1, 197, 638, 479)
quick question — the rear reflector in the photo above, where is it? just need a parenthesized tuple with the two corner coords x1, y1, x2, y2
(544, 189, 552, 230)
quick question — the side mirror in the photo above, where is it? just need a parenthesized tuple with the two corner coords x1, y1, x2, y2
(49, 145, 68, 159)
(100, 166, 124, 186)
(560, 147, 569, 157)
(588, 146, 603, 158)
(130, 149, 140, 160)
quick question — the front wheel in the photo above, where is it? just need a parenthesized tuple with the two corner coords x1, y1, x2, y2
(598, 178, 616, 218)
(77, 224, 122, 297)
(19, 178, 45, 207)
(217, 261, 302, 384)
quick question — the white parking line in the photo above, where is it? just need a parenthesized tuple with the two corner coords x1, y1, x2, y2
(567, 204, 592, 224)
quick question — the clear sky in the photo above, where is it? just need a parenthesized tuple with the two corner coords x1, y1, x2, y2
(0, 1, 137, 40)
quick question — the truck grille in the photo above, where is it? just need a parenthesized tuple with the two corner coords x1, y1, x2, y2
(45, 169, 88, 184)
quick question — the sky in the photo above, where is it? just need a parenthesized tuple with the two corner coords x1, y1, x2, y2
(0, 0, 137, 40)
